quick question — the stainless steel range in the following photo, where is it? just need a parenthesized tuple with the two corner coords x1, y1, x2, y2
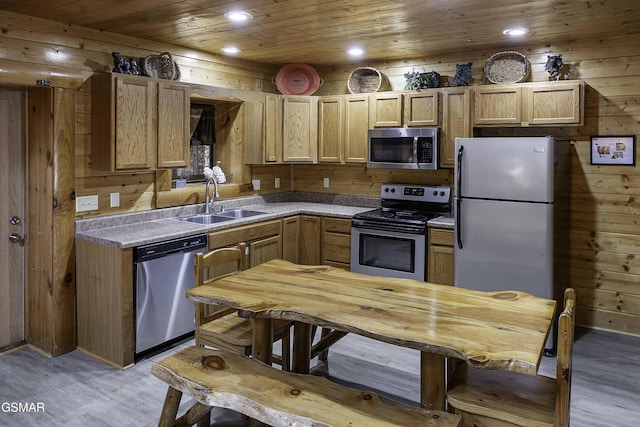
(351, 183, 450, 280)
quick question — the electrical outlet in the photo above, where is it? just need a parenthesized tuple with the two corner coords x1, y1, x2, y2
(274, 177, 281, 189)
(252, 179, 261, 191)
(323, 177, 330, 188)
(110, 192, 120, 208)
(76, 195, 99, 212)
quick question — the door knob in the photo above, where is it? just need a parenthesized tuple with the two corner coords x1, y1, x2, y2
(9, 233, 23, 245)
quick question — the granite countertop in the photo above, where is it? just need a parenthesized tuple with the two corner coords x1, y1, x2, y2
(427, 213, 454, 230)
(75, 194, 376, 248)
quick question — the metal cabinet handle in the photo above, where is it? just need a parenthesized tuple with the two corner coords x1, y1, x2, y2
(9, 233, 24, 245)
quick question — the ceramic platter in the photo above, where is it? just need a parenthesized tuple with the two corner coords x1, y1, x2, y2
(275, 63, 321, 95)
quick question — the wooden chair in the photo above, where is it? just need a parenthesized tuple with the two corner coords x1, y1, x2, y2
(194, 242, 292, 371)
(447, 288, 576, 427)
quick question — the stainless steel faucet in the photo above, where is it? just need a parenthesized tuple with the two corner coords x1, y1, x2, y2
(204, 177, 219, 214)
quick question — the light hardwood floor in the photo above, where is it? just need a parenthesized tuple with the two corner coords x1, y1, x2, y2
(0, 327, 638, 426)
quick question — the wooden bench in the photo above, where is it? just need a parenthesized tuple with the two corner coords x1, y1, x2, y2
(151, 346, 462, 427)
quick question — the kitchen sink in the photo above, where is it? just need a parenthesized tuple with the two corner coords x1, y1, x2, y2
(216, 209, 268, 219)
(174, 214, 235, 225)
(174, 209, 267, 224)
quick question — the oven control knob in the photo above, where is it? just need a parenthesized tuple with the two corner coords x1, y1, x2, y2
(384, 187, 389, 192)
(390, 188, 395, 193)
(440, 191, 446, 197)
(433, 191, 438, 196)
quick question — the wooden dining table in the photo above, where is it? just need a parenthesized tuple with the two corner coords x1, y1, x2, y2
(186, 259, 557, 411)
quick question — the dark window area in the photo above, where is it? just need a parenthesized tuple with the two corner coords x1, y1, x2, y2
(173, 104, 215, 183)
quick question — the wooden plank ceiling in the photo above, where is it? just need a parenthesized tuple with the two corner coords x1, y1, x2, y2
(1, 0, 639, 66)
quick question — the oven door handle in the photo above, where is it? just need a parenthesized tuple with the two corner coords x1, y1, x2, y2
(456, 145, 464, 249)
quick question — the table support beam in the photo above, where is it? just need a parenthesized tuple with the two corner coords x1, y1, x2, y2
(421, 352, 446, 411)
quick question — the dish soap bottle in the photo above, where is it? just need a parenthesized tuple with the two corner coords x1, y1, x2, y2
(212, 161, 226, 184)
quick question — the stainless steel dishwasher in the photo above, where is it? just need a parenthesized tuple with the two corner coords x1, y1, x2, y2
(133, 234, 207, 357)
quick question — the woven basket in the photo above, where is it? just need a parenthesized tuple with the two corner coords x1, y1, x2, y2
(347, 67, 390, 93)
(484, 51, 530, 84)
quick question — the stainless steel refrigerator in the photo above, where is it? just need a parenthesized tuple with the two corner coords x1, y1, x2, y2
(454, 136, 570, 351)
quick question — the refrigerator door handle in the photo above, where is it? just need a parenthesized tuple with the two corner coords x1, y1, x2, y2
(456, 145, 464, 249)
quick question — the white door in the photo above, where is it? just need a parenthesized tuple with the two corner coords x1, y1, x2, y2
(0, 89, 25, 349)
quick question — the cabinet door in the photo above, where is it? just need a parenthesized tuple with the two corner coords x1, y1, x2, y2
(249, 234, 282, 267)
(441, 88, 471, 168)
(370, 93, 402, 127)
(299, 215, 321, 265)
(321, 218, 351, 268)
(474, 86, 522, 126)
(283, 96, 318, 163)
(318, 96, 343, 163)
(403, 91, 439, 126)
(282, 216, 300, 263)
(157, 81, 190, 168)
(428, 245, 454, 285)
(344, 95, 369, 163)
(523, 82, 583, 126)
(428, 229, 454, 285)
(114, 76, 155, 170)
(264, 94, 282, 163)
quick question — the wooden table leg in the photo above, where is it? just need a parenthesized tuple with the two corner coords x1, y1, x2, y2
(251, 317, 273, 364)
(420, 352, 446, 411)
(292, 321, 312, 374)
(250, 318, 273, 427)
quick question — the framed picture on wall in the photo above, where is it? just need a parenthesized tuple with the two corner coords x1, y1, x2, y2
(590, 135, 636, 166)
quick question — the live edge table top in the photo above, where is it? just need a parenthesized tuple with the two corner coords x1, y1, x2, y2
(187, 259, 556, 374)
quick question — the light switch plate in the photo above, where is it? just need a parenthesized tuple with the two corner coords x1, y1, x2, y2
(274, 177, 280, 189)
(76, 195, 99, 212)
(252, 179, 261, 191)
(323, 177, 330, 188)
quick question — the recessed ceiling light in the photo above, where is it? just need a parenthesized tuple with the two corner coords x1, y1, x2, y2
(347, 47, 365, 57)
(224, 10, 253, 22)
(221, 46, 241, 54)
(503, 27, 529, 36)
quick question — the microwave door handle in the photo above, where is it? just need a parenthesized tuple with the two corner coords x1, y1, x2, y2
(413, 137, 419, 165)
(456, 145, 464, 249)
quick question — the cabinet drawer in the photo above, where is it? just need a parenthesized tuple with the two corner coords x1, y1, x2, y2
(208, 220, 282, 250)
(429, 228, 454, 246)
(322, 233, 351, 264)
(322, 217, 352, 234)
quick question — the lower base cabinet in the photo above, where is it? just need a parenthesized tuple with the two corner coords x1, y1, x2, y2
(428, 228, 454, 285)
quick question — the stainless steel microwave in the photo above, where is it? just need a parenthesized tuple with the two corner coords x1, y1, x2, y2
(368, 127, 439, 170)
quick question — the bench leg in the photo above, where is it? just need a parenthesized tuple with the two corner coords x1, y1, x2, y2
(292, 322, 312, 374)
(158, 386, 183, 427)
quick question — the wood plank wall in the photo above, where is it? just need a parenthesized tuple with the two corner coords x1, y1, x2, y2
(0, 9, 637, 337)
(302, 34, 640, 336)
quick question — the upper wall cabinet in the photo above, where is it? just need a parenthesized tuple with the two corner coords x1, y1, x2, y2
(474, 81, 584, 127)
(403, 91, 439, 126)
(318, 94, 369, 163)
(282, 95, 318, 163)
(370, 90, 439, 127)
(245, 93, 283, 164)
(89, 73, 190, 172)
(441, 87, 472, 168)
(370, 92, 403, 127)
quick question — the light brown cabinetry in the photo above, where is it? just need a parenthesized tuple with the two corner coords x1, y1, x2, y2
(318, 94, 369, 163)
(299, 215, 322, 265)
(245, 94, 283, 164)
(441, 87, 472, 168)
(76, 240, 134, 368)
(208, 219, 283, 268)
(427, 228, 454, 286)
(370, 92, 403, 127)
(89, 73, 190, 172)
(321, 217, 352, 270)
(403, 90, 439, 126)
(474, 81, 583, 126)
(282, 216, 300, 263)
(283, 95, 318, 163)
